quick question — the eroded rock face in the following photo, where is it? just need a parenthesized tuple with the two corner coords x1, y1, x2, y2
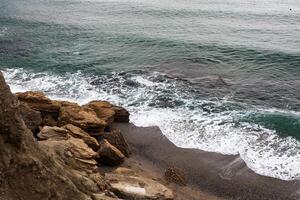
(58, 104, 107, 135)
(85, 101, 130, 123)
(105, 173, 174, 200)
(16, 91, 61, 116)
(97, 139, 125, 166)
(64, 124, 100, 151)
(0, 71, 93, 200)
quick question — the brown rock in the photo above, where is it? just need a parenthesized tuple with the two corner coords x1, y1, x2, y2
(0, 71, 96, 200)
(111, 106, 129, 123)
(58, 103, 107, 135)
(38, 126, 69, 141)
(64, 124, 100, 151)
(16, 91, 60, 116)
(97, 139, 125, 166)
(101, 129, 130, 157)
(164, 167, 187, 186)
(105, 173, 174, 200)
(85, 101, 130, 123)
(85, 101, 116, 125)
(19, 102, 42, 132)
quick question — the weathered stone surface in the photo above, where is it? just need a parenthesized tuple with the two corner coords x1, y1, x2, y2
(58, 104, 107, 135)
(105, 173, 174, 200)
(85, 101, 130, 123)
(101, 129, 130, 157)
(111, 106, 129, 123)
(19, 102, 42, 132)
(16, 91, 61, 115)
(85, 101, 116, 125)
(97, 139, 125, 166)
(38, 126, 69, 141)
(164, 167, 187, 186)
(64, 124, 100, 151)
(0, 71, 94, 200)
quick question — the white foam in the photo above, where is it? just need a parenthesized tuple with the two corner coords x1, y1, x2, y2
(2, 68, 300, 180)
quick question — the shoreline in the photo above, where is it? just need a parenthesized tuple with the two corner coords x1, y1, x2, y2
(114, 123, 300, 200)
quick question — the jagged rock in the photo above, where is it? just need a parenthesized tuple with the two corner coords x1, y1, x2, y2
(101, 129, 130, 157)
(19, 102, 42, 133)
(105, 173, 174, 200)
(164, 167, 187, 186)
(16, 91, 61, 116)
(85, 101, 116, 125)
(38, 126, 69, 141)
(85, 101, 130, 123)
(92, 193, 119, 200)
(64, 124, 100, 151)
(113, 167, 135, 176)
(97, 139, 125, 166)
(58, 104, 107, 135)
(0, 71, 94, 200)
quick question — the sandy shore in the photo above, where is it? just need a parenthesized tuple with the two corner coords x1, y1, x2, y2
(114, 123, 300, 200)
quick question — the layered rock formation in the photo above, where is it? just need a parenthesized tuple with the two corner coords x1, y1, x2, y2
(0, 71, 174, 200)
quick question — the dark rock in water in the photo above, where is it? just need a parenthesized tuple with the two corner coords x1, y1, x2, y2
(101, 129, 130, 157)
(97, 139, 125, 166)
(164, 167, 187, 186)
(19, 102, 42, 134)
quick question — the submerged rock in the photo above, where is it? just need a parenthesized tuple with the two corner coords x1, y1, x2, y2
(105, 173, 174, 200)
(97, 139, 125, 166)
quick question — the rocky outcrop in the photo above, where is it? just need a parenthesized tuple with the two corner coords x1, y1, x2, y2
(64, 124, 100, 151)
(85, 101, 130, 123)
(0, 71, 94, 200)
(97, 139, 125, 166)
(105, 173, 174, 200)
(16, 91, 60, 117)
(58, 104, 107, 136)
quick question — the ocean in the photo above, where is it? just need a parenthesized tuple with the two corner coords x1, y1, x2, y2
(0, 0, 299, 180)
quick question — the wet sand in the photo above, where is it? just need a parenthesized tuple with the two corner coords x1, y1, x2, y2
(114, 123, 300, 200)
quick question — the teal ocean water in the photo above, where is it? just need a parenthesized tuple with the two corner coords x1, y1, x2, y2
(0, 0, 300, 180)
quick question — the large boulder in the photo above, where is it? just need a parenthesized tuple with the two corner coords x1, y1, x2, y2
(64, 124, 100, 151)
(84, 101, 116, 125)
(105, 173, 174, 200)
(97, 139, 125, 166)
(85, 101, 130, 123)
(58, 104, 107, 136)
(16, 91, 61, 117)
(101, 129, 130, 157)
